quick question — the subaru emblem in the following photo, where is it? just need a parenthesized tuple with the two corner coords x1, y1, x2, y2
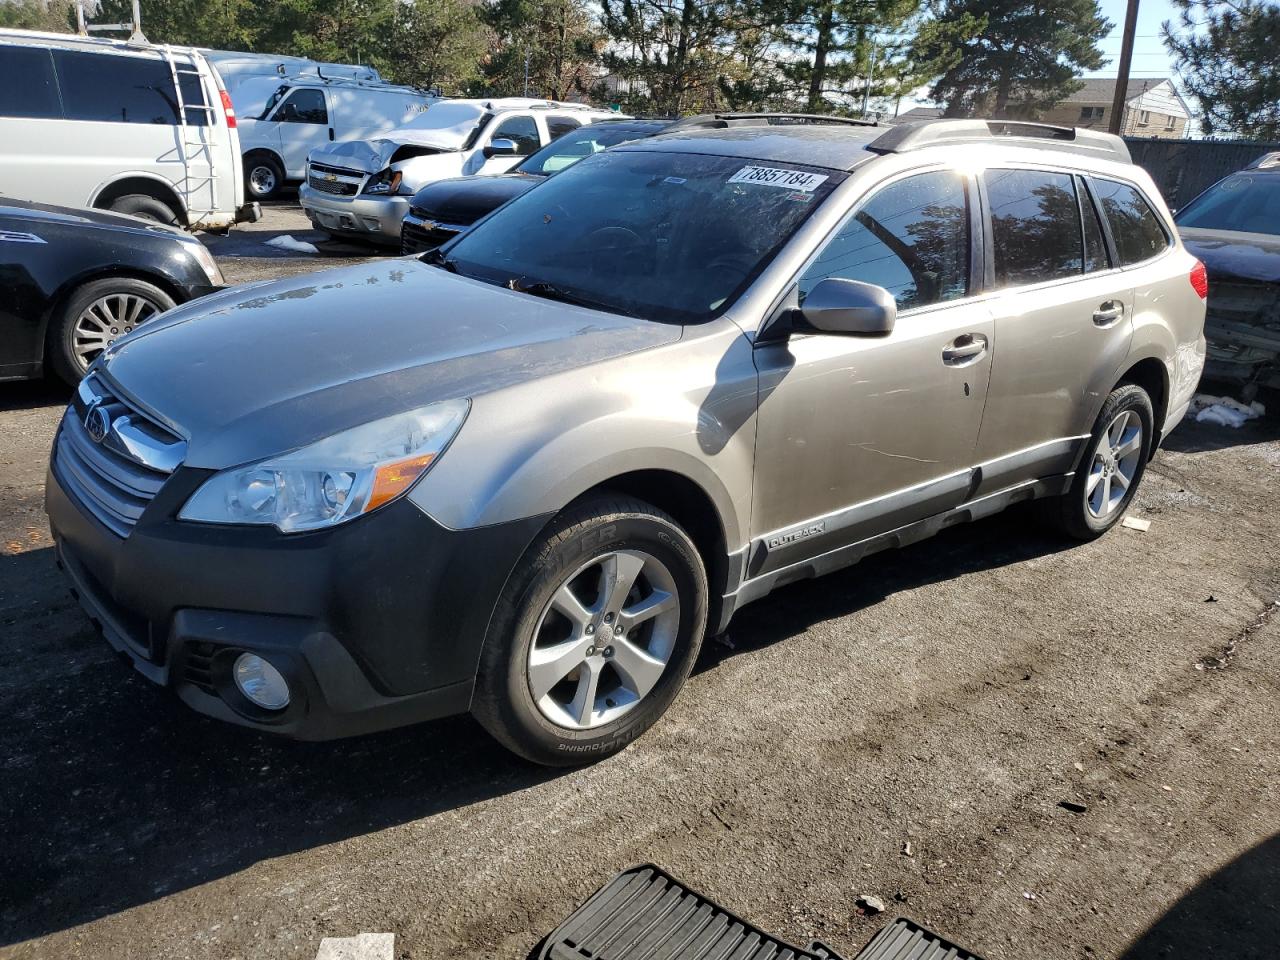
(84, 399, 110, 444)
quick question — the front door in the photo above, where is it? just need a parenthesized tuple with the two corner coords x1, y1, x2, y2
(476, 113, 541, 176)
(751, 168, 993, 578)
(269, 87, 331, 178)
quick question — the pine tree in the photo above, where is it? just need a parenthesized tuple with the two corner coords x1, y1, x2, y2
(1164, 0, 1280, 140)
(911, 0, 1110, 119)
(482, 0, 602, 100)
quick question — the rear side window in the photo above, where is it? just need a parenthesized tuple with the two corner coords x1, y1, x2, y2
(52, 50, 186, 125)
(1079, 177, 1110, 272)
(985, 169, 1082, 286)
(491, 114, 540, 155)
(0, 45, 61, 119)
(798, 170, 970, 310)
(546, 115, 582, 140)
(274, 88, 327, 124)
(1093, 178, 1169, 265)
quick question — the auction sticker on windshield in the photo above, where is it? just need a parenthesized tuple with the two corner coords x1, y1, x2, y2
(728, 166, 829, 192)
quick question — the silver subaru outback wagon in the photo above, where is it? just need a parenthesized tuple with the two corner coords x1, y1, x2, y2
(46, 118, 1206, 765)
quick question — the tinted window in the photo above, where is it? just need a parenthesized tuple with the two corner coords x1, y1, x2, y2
(1079, 177, 1110, 272)
(798, 170, 970, 310)
(448, 150, 841, 324)
(490, 115, 540, 155)
(519, 123, 659, 176)
(1093, 179, 1169, 264)
(0, 45, 61, 119)
(275, 88, 327, 124)
(546, 115, 582, 139)
(1174, 173, 1280, 237)
(986, 169, 1083, 286)
(53, 50, 187, 125)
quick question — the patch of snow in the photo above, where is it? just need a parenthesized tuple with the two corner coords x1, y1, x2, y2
(265, 235, 320, 255)
(1190, 394, 1265, 428)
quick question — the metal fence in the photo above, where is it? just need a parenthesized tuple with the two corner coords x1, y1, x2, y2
(1124, 137, 1280, 209)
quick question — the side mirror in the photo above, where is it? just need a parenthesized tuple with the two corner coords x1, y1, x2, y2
(796, 278, 896, 336)
(483, 138, 518, 159)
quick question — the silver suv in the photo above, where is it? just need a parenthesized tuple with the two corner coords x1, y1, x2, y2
(46, 119, 1207, 765)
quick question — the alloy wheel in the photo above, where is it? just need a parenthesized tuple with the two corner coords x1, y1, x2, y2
(527, 549, 681, 731)
(73, 293, 160, 370)
(1086, 409, 1143, 518)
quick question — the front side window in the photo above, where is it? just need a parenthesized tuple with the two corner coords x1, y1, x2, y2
(1093, 178, 1170, 264)
(446, 150, 842, 323)
(798, 170, 970, 310)
(0, 45, 60, 119)
(1175, 173, 1280, 237)
(52, 50, 185, 125)
(274, 88, 327, 124)
(490, 114, 540, 155)
(986, 168, 1083, 286)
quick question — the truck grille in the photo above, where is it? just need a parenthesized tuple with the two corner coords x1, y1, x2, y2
(307, 163, 363, 197)
(401, 212, 463, 254)
(52, 376, 186, 538)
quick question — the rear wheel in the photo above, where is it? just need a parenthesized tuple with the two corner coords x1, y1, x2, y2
(107, 194, 180, 225)
(48, 277, 175, 384)
(244, 153, 284, 202)
(1043, 383, 1154, 540)
(473, 495, 708, 766)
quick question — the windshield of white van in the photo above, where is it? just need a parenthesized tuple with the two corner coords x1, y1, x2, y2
(444, 150, 843, 324)
(258, 84, 289, 120)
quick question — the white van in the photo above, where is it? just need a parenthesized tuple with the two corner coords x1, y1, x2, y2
(234, 76, 436, 200)
(0, 29, 255, 231)
(203, 50, 382, 99)
(300, 98, 616, 245)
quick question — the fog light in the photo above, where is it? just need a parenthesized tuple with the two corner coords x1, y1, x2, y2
(233, 653, 290, 710)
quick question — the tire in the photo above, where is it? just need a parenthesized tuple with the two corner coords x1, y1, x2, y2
(1042, 383, 1154, 540)
(48, 277, 175, 384)
(107, 194, 180, 225)
(472, 495, 708, 766)
(244, 153, 284, 202)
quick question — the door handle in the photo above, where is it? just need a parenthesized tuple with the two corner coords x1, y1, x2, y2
(1093, 300, 1124, 326)
(943, 333, 988, 366)
(328, 127, 335, 141)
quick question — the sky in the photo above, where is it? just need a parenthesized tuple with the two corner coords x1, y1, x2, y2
(1092, 0, 1183, 80)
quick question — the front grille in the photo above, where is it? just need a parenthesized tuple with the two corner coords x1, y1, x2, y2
(401, 214, 461, 254)
(307, 162, 363, 197)
(52, 375, 186, 538)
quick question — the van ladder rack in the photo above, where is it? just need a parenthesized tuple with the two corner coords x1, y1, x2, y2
(867, 118, 1131, 163)
(163, 45, 220, 228)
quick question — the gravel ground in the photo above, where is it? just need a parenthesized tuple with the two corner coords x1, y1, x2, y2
(1, 209, 1278, 959)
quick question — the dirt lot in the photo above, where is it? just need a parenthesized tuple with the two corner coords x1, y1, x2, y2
(1, 209, 1278, 959)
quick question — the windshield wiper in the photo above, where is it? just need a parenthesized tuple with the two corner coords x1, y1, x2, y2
(420, 247, 458, 272)
(507, 276, 636, 317)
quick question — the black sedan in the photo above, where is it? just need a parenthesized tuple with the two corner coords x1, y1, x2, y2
(1176, 152, 1280, 397)
(1, 198, 224, 385)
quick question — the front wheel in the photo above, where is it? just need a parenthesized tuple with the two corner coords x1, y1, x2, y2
(48, 277, 175, 384)
(1043, 383, 1154, 540)
(472, 495, 708, 766)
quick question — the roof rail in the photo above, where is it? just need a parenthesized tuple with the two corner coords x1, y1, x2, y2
(672, 112, 880, 129)
(867, 119, 1131, 163)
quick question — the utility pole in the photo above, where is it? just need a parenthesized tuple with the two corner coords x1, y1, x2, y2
(861, 36, 878, 118)
(523, 50, 531, 98)
(1109, 0, 1140, 135)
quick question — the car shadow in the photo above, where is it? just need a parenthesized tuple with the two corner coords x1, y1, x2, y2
(1119, 833, 1280, 958)
(1160, 412, 1280, 454)
(0, 377, 70, 413)
(0, 504, 1074, 946)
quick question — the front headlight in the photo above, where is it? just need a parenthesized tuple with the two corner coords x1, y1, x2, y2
(180, 237, 226, 286)
(362, 168, 404, 196)
(179, 399, 469, 532)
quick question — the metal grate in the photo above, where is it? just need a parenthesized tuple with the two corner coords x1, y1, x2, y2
(307, 163, 363, 197)
(52, 376, 185, 538)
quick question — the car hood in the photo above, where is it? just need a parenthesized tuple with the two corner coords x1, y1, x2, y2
(309, 130, 463, 174)
(410, 173, 541, 225)
(0, 196, 187, 239)
(99, 261, 680, 469)
(1181, 227, 1280, 284)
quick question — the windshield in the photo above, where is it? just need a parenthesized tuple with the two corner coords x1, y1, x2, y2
(1176, 173, 1280, 236)
(258, 84, 290, 120)
(445, 149, 843, 323)
(517, 123, 666, 177)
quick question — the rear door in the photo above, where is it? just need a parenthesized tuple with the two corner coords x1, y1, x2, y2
(972, 167, 1134, 494)
(0, 43, 63, 207)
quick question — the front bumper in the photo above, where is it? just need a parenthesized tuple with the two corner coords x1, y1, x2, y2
(299, 184, 408, 246)
(46, 454, 546, 740)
